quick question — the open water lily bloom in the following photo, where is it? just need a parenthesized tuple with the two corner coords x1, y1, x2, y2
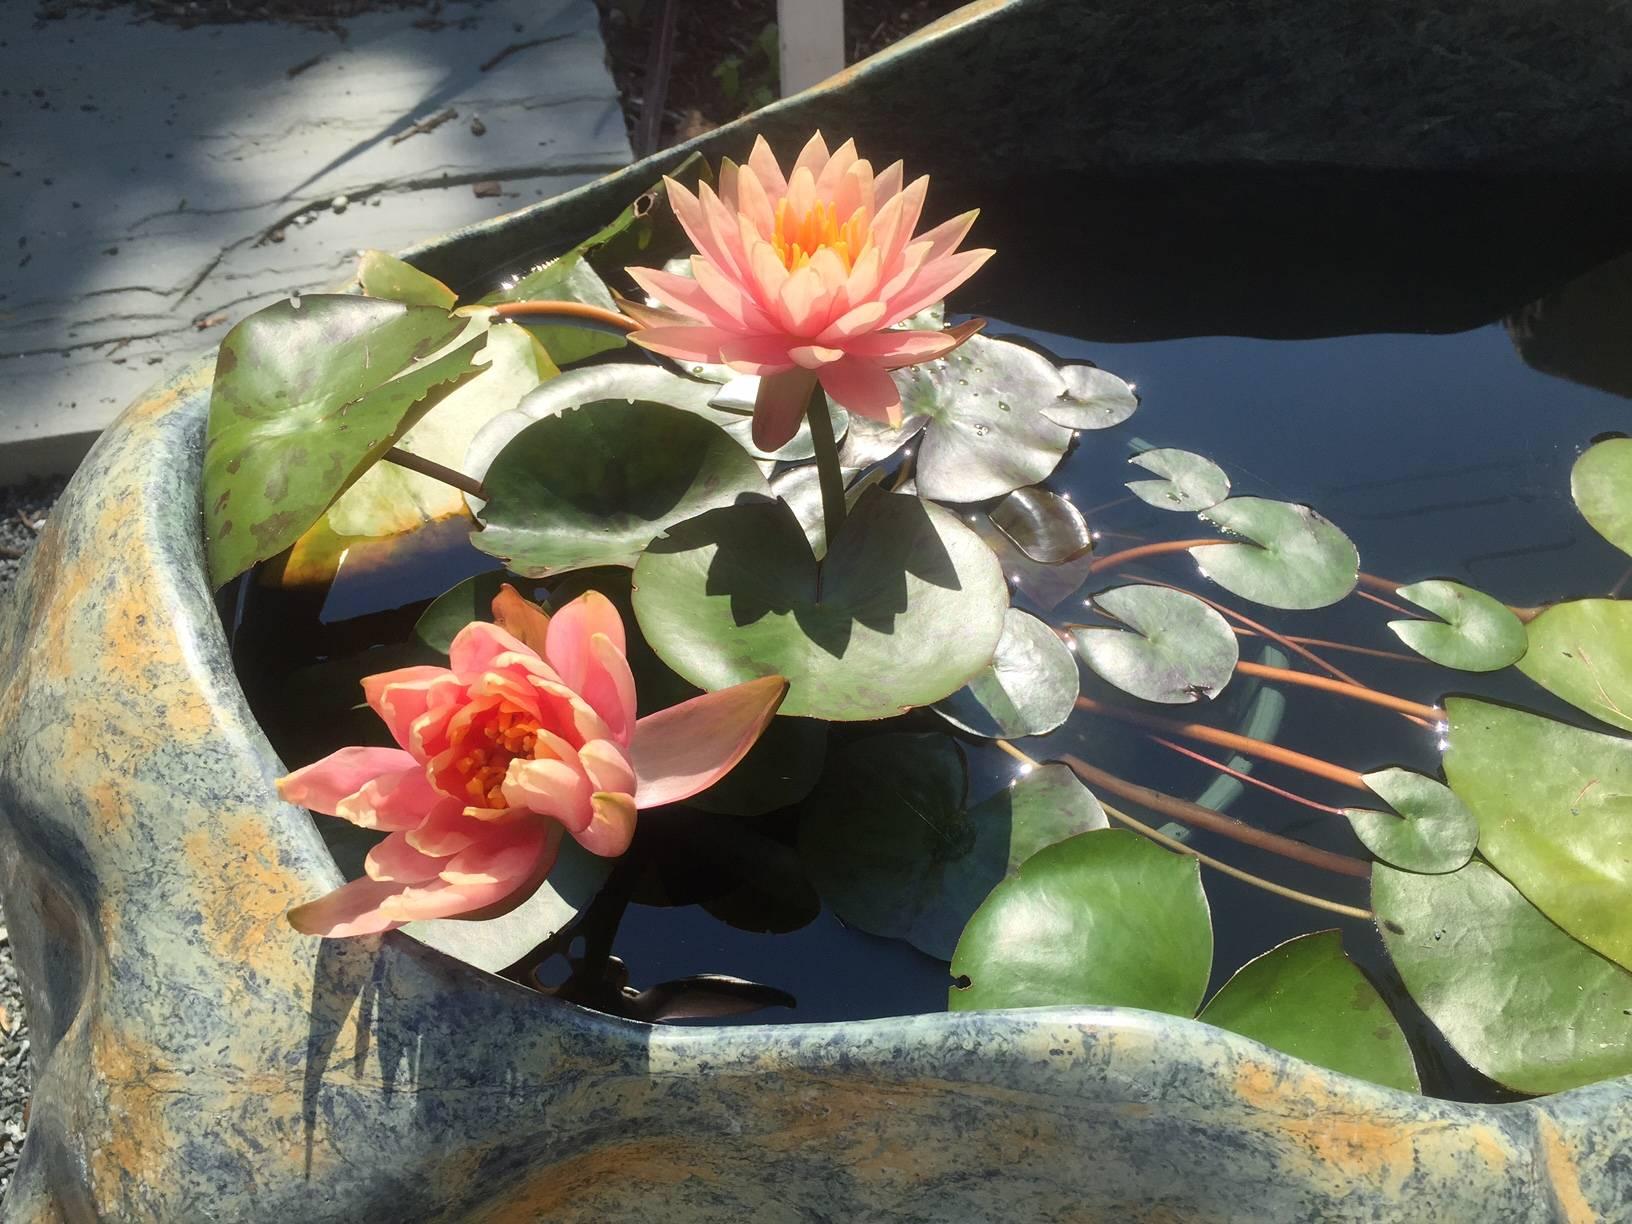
(626, 132, 993, 450)
(279, 589, 787, 937)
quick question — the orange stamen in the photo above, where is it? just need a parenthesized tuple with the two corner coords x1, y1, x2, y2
(772, 198, 869, 271)
(438, 700, 544, 808)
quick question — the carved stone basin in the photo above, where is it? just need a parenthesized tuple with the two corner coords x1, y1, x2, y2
(4, 1, 1632, 1217)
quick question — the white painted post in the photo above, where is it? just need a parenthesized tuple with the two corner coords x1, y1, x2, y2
(778, 0, 845, 97)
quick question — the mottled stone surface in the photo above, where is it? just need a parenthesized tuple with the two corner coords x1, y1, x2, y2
(2, 2, 1631, 1217)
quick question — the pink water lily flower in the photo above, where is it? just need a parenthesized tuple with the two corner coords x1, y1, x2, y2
(279, 589, 787, 938)
(626, 132, 993, 451)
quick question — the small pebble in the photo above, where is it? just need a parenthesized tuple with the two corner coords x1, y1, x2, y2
(331, 195, 348, 214)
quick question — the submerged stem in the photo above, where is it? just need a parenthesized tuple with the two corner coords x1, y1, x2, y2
(806, 385, 848, 548)
(1233, 660, 1444, 722)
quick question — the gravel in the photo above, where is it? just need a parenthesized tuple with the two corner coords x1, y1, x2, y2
(0, 475, 67, 1198)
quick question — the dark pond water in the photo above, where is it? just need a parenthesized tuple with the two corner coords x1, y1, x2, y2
(230, 168, 1632, 1102)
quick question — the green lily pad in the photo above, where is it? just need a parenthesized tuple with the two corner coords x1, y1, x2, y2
(950, 828, 1211, 1013)
(1191, 497, 1359, 610)
(989, 486, 1092, 563)
(1388, 580, 1527, 672)
(971, 512, 1095, 612)
(1126, 448, 1230, 512)
(474, 399, 769, 577)
(357, 249, 457, 309)
(1044, 365, 1140, 430)
(1343, 768, 1477, 874)
(632, 488, 1008, 721)
(482, 253, 626, 366)
(403, 838, 613, 975)
(203, 295, 485, 587)
(1374, 860, 1632, 1095)
(934, 608, 1079, 739)
(1072, 584, 1239, 704)
(1517, 599, 1632, 733)
(1571, 436, 1632, 559)
(899, 336, 1076, 502)
(1445, 697, 1632, 971)
(1197, 931, 1419, 1092)
(769, 463, 887, 561)
(836, 411, 927, 470)
(327, 321, 556, 538)
(800, 735, 1106, 960)
(685, 716, 828, 817)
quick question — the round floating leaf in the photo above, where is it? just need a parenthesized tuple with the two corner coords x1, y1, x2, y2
(1388, 580, 1526, 672)
(1344, 768, 1477, 875)
(990, 486, 1092, 563)
(1044, 365, 1139, 430)
(1571, 436, 1632, 559)
(899, 335, 1076, 502)
(1517, 599, 1632, 733)
(971, 512, 1095, 612)
(836, 411, 928, 470)
(1126, 448, 1230, 512)
(1445, 698, 1632, 970)
(933, 608, 1079, 739)
(1197, 931, 1418, 1092)
(357, 249, 457, 309)
(474, 400, 769, 576)
(950, 829, 1212, 1013)
(800, 735, 1106, 960)
(769, 461, 888, 561)
(1191, 497, 1359, 610)
(328, 322, 557, 538)
(403, 838, 613, 974)
(632, 489, 1007, 721)
(1375, 860, 1632, 1095)
(203, 296, 485, 586)
(1072, 585, 1238, 704)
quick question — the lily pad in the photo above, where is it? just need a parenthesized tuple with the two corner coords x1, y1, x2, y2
(950, 829, 1212, 1014)
(685, 716, 828, 817)
(1072, 584, 1239, 704)
(1197, 931, 1419, 1092)
(1044, 365, 1140, 430)
(800, 735, 1106, 960)
(836, 411, 928, 471)
(1191, 497, 1359, 610)
(1374, 860, 1632, 1095)
(1517, 599, 1632, 733)
(1445, 697, 1632, 970)
(1571, 436, 1632, 559)
(632, 489, 1008, 721)
(403, 838, 613, 975)
(357, 249, 457, 309)
(474, 399, 769, 576)
(933, 608, 1079, 739)
(1343, 768, 1477, 874)
(990, 486, 1092, 563)
(482, 253, 626, 366)
(1388, 580, 1527, 672)
(898, 335, 1076, 502)
(203, 295, 485, 587)
(770, 463, 887, 561)
(1126, 448, 1230, 512)
(972, 512, 1095, 612)
(326, 321, 556, 538)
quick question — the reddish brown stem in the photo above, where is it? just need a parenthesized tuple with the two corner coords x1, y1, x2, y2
(490, 300, 640, 331)
(1149, 736, 1348, 817)
(383, 447, 486, 500)
(1234, 660, 1444, 722)
(1228, 627, 1424, 666)
(1074, 694, 1371, 791)
(1062, 755, 1369, 878)
(1087, 537, 1220, 573)
(1356, 588, 1420, 618)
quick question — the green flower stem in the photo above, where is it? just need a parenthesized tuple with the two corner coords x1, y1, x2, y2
(805, 384, 848, 551)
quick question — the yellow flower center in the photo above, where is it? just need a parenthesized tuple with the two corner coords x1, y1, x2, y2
(448, 705, 540, 808)
(772, 198, 869, 271)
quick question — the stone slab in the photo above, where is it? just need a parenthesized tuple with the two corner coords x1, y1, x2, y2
(0, 0, 631, 485)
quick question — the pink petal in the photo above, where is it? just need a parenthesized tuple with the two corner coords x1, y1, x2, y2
(751, 369, 818, 452)
(735, 163, 776, 236)
(915, 209, 979, 261)
(784, 166, 817, 224)
(663, 176, 736, 272)
(334, 764, 442, 830)
(365, 831, 446, 882)
(817, 356, 903, 426)
(574, 791, 639, 858)
(692, 257, 777, 332)
(815, 138, 859, 199)
(580, 632, 638, 747)
(881, 248, 995, 329)
(720, 335, 798, 376)
(627, 265, 734, 330)
(502, 754, 594, 833)
(288, 877, 408, 938)
(544, 590, 626, 691)
(406, 799, 495, 856)
(791, 131, 831, 181)
(817, 300, 888, 344)
(450, 620, 535, 678)
(748, 135, 788, 196)
(630, 675, 789, 808)
(870, 176, 929, 271)
(835, 245, 882, 315)
(716, 157, 740, 215)
(698, 182, 751, 278)
(579, 739, 637, 795)
(873, 161, 904, 210)
(833, 160, 872, 226)
(278, 746, 417, 816)
(749, 242, 791, 308)
(378, 877, 526, 923)
(841, 326, 969, 370)
(361, 666, 448, 752)
(779, 265, 823, 333)
(628, 325, 730, 365)
(790, 344, 844, 369)
(440, 819, 550, 885)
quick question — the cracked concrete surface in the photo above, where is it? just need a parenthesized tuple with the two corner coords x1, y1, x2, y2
(1, 0, 631, 483)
